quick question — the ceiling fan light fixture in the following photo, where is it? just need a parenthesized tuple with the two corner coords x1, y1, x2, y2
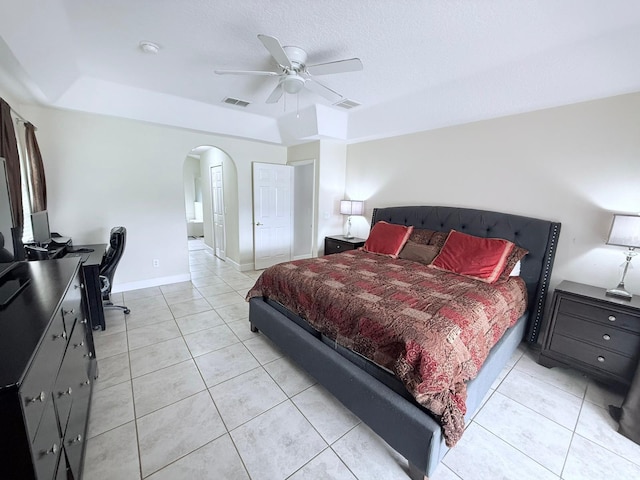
(282, 74, 305, 94)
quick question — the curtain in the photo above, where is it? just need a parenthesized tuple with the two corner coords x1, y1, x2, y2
(0, 98, 22, 231)
(24, 122, 47, 212)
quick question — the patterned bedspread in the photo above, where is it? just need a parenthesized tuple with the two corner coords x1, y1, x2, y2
(246, 250, 527, 446)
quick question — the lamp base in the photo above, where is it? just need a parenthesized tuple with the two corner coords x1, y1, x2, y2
(606, 285, 633, 300)
(343, 234, 354, 239)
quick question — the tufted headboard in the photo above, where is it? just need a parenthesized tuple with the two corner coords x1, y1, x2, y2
(371, 205, 561, 343)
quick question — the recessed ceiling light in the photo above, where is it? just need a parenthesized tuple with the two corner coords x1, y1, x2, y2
(139, 41, 160, 54)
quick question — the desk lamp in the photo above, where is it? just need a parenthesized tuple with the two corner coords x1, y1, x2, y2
(606, 214, 640, 299)
(340, 200, 364, 239)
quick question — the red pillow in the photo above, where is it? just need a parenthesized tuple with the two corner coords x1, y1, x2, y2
(363, 221, 414, 258)
(431, 230, 515, 283)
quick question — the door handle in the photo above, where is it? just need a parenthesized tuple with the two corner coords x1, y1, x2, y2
(256, 222, 263, 226)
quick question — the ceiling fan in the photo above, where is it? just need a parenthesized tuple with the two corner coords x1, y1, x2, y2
(214, 34, 363, 104)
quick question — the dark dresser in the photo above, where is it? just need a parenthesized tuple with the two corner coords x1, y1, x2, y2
(539, 280, 640, 386)
(324, 235, 366, 255)
(0, 259, 97, 479)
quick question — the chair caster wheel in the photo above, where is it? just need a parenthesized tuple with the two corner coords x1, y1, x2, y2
(124, 309, 131, 315)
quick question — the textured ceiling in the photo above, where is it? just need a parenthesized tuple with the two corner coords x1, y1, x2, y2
(1, 1, 640, 145)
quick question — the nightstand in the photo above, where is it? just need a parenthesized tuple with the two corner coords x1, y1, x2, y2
(324, 235, 366, 255)
(538, 280, 640, 387)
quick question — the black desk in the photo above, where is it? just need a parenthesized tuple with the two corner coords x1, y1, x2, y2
(65, 244, 107, 331)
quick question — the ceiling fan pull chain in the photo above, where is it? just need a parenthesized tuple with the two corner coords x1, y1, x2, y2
(297, 93, 300, 118)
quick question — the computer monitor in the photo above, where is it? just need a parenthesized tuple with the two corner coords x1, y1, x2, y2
(31, 210, 51, 246)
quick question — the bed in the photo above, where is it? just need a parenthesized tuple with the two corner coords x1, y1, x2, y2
(247, 205, 560, 479)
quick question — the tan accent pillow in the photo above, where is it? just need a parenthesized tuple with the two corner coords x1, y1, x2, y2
(398, 242, 440, 265)
(408, 228, 436, 245)
(408, 228, 449, 249)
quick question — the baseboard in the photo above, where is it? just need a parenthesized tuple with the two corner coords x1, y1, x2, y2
(112, 273, 192, 293)
(225, 258, 255, 272)
(293, 254, 312, 261)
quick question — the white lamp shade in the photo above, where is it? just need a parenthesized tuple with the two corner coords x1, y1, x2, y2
(607, 214, 640, 248)
(340, 200, 364, 216)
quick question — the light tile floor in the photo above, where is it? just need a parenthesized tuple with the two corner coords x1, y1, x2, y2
(82, 238, 640, 479)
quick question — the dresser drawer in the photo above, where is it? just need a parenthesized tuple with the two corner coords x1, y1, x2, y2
(31, 397, 61, 480)
(554, 313, 640, 356)
(19, 317, 68, 442)
(64, 371, 92, 480)
(558, 298, 640, 333)
(60, 291, 83, 334)
(550, 334, 637, 380)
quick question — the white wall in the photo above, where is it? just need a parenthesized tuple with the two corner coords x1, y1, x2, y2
(19, 105, 286, 290)
(346, 92, 640, 293)
(287, 140, 348, 255)
(183, 156, 199, 221)
(317, 140, 348, 253)
(292, 162, 314, 258)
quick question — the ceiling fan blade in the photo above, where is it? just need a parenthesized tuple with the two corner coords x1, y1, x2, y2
(265, 82, 284, 104)
(214, 69, 279, 76)
(304, 79, 343, 103)
(258, 34, 292, 68)
(307, 58, 363, 76)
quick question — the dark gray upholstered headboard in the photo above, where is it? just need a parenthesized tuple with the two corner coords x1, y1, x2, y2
(371, 206, 561, 343)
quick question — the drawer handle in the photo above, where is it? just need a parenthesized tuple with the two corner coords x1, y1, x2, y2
(608, 315, 616, 322)
(74, 341, 85, 348)
(81, 379, 91, 387)
(84, 351, 93, 358)
(28, 391, 46, 404)
(53, 331, 67, 340)
(59, 387, 73, 397)
(81, 318, 88, 325)
(74, 284, 80, 289)
(597, 356, 606, 363)
(63, 308, 75, 315)
(43, 443, 58, 456)
(602, 334, 611, 341)
(68, 435, 82, 445)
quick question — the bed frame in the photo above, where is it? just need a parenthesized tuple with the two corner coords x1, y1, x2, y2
(249, 205, 560, 479)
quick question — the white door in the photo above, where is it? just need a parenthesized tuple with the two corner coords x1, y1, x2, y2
(253, 162, 293, 270)
(210, 165, 226, 260)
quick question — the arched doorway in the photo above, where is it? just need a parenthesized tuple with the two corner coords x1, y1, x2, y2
(183, 146, 238, 262)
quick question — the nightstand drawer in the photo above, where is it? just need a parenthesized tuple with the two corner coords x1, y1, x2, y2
(324, 236, 366, 256)
(550, 334, 637, 379)
(555, 313, 640, 356)
(325, 240, 346, 255)
(558, 298, 640, 333)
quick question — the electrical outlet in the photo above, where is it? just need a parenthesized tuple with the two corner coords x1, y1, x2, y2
(152, 259, 159, 267)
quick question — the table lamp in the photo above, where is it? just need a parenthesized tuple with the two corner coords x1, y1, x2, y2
(340, 200, 364, 239)
(606, 214, 640, 299)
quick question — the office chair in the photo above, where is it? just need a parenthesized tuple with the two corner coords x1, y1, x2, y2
(99, 226, 131, 316)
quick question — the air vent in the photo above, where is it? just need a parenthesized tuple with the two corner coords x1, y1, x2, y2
(222, 97, 250, 107)
(334, 99, 361, 109)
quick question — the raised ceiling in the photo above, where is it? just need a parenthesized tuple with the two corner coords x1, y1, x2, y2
(1, 1, 640, 145)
